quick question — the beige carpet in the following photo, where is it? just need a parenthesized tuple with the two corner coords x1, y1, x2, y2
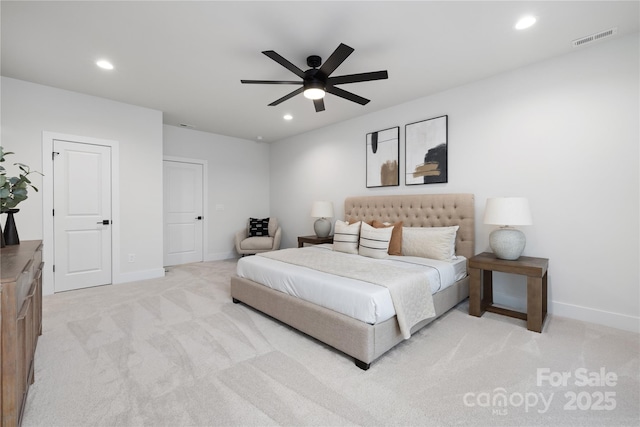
(23, 260, 639, 426)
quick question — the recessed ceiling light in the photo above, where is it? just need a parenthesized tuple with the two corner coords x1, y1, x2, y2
(283, 114, 293, 120)
(515, 15, 537, 30)
(96, 59, 114, 70)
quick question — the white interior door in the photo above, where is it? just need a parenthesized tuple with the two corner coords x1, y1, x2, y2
(53, 140, 112, 292)
(163, 160, 204, 266)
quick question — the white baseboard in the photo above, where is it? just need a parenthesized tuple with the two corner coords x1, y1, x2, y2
(42, 267, 167, 295)
(492, 291, 639, 333)
(550, 300, 639, 333)
(206, 251, 237, 262)
(113, 268, 165, 285)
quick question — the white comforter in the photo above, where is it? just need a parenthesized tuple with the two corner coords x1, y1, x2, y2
(236, 245, 466, 326)
(259, 247, 439, 339)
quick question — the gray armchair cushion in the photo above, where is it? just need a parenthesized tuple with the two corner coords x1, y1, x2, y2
(240, 236, 274, 250)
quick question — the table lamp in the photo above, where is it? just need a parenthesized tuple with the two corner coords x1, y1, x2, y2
(311, 201, 334, 238)
(483, 197, 532, 260)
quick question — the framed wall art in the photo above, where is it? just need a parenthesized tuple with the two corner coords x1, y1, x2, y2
(405, 115, 448, 185)
(366, 126, 399, 188)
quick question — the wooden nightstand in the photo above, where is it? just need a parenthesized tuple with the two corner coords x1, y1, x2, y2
(468, 252, 549, 332)
(297, 235, 333, 248)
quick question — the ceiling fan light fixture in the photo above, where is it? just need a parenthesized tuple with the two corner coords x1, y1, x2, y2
(303, 88, 325, 100)
(304, 78, 326, 100)
(303, 78, 325, 100)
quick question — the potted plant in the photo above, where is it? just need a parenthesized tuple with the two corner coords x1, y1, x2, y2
(0, 146, 42, 246)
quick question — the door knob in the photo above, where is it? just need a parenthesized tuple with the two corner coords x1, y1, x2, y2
(196, 216, 203, 220)
(96, 220, 111, 225)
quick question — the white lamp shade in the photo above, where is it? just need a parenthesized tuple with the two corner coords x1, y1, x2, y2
(311, 201, 334, 218)
(483, 197, 532, 226)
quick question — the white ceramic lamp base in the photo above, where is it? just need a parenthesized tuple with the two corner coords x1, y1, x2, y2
(489, 227, 526, 260)
(314, 218, 331, 238)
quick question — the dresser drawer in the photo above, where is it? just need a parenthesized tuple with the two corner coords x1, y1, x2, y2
(1, 240, 44, 427)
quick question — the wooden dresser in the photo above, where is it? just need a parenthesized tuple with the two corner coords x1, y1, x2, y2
(1, 241, 43, 427)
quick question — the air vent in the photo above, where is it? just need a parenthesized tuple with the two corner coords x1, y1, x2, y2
(572, 28, 618, 47)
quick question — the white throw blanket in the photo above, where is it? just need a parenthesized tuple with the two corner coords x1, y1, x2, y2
(258, 248, 435, 339)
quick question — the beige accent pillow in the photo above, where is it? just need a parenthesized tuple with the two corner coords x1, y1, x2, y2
(359, 222, 393, 259)
(401, 226, 459, 260)
(333, 220, 361, 254)
(372, 220, 403, 255)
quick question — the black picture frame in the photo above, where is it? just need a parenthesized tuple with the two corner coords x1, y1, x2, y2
(366, 126, 399, 188)
(405, 115, 448, 185)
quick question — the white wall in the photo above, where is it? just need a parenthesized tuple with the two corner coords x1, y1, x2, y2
(2, 34, 636, 332)
(1, 77, 165, 294)
(269, 34, 640, 332)
(163, 125, 270, 260)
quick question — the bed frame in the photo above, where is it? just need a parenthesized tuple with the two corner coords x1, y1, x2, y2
(231, 194, 475, 369)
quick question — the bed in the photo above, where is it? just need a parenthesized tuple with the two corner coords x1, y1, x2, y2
(230, 193, 475, 369)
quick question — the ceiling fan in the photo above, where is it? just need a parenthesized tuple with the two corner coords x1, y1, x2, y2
(241, 43, 388, 112)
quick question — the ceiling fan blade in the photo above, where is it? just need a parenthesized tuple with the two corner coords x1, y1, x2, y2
(318, 43, 355, 77)
(326, 86, 370, 105)
(313, 98, 325, 112)
(262, 50, 306, 78)
(241, 79, 302, 85)
(327, 70, 388, 85)
(268, 87, 304, 106)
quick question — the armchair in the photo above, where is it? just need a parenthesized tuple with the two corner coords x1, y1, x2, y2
(234, 217, 282, 256)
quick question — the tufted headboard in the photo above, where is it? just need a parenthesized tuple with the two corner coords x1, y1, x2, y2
(344, 194, 475, 260)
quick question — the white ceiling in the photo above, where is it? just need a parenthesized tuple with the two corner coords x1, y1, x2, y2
(2, 1, 638, 143)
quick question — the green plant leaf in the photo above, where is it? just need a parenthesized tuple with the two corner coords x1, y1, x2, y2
(0, 148, 42, 209)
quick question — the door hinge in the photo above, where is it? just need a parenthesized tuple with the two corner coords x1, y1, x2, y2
(52, 209, 55, 216)
(53, 265, 55, 273)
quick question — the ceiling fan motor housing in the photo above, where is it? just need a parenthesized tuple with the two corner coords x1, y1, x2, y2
(304, 68, 327, 90)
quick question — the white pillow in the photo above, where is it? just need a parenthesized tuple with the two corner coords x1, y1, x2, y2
(333, 220, 361, 254)
(358, 222, 393, 259)
(401, 226, 459, 260)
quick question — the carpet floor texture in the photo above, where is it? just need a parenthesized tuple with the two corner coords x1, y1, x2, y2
(22, 260, 639, 426)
